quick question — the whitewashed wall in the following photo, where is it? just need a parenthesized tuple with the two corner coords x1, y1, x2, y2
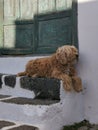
(0, 0, 98, 126)
(78, 0, 98, 123)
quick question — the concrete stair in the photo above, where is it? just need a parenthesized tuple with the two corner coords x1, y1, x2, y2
(0, 120, 38, 130)
(0, 74, 60, 100)
(0, 74, 62, 130)
(0, 56, 84, 130)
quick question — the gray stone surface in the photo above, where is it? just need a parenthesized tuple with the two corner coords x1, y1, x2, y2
(4, 75, 16, 88)
(8, 125, 39, 130)
(0, 120, 15, 129)
(0, 73, 61, 100)
(0, 120, 38, 130)
(20, 77, 60, 100)
(0, 74, 60, 103)
(0, 94, 11, 99)
(0, 74, 3, 88)
(2, 97, 59, 105)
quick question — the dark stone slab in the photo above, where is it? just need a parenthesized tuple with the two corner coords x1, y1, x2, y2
(9, 125, 38, 130)
(0, 120, 15, 129)
(4, 75, 16, 88)
(2, 97, 59, 105)
(0, 94, 11, 99)
(20, 77, 60, 100)
(0, 74, 3, 88)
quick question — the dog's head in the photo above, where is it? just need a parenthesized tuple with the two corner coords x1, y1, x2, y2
(56, 45, 78, 65)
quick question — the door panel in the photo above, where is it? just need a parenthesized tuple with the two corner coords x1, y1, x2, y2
(20, 0, 37, 19)
(4, 0, 20, 21)
(56, 0, 72, 10)
(0, 0, 77, 55)
(15, 24, 33, 48)
(56, 0, 67, 10)
(38, 0, 55, 14)
(1, 0, 34, 54)
(38, 18, 71, 46)
(4, 25, 16, 48)
(4, 24, 33, 49)
(34, 11, 72, 54)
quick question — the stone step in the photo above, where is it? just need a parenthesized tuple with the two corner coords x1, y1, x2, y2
(0, 94, 62, 130)
(0, 72, 62, 130)
(0, 74, 60, 103)
(0, 56, 84, 130)
(0, 120, 38, 130)
(0, 73, 62, 130)
(0, 73, 83, 130)
(0, 96, 59, 105)
(0, 120, 15, 129)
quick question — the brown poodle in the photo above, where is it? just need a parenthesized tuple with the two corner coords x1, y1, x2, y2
(17, 45, 82, 92)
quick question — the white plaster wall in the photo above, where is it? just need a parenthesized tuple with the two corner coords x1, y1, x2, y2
(0, 56, 44, 74)
(78, 0, 98, 123)
(0, 0, 98, 126)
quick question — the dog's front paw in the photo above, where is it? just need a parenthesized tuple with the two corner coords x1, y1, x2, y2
(72, 76, 83, 92)
(74, 85, 83, 92)
(63, 80, 73, 92)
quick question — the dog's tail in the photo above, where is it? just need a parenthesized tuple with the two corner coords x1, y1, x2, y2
(17, 71, 26, 76)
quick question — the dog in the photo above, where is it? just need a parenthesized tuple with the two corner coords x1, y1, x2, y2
(17, 45, 82, 92)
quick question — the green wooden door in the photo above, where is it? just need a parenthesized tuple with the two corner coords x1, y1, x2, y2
(0, 0, 78, 55)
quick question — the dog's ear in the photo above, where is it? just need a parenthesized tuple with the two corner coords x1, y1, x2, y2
(56, 47, 68, 64)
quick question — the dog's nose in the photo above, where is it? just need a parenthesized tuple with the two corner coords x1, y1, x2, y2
(76, 54, 79, 60)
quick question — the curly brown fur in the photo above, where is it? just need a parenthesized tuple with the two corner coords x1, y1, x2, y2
(17, 45, 82, 92)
